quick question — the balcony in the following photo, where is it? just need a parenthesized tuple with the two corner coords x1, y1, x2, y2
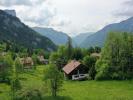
(72, 74, 88, 80)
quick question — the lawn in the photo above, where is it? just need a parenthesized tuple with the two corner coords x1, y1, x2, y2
(0, 66, 133, 100)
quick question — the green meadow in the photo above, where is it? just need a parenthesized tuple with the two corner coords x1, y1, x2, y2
(0, 66, 133, 100)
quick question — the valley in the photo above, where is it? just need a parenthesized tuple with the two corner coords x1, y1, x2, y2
(0, 2, 133, 100)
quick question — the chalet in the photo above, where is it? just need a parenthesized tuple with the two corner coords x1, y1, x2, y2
(0, 52, 6, 56)
(37, 55, 49, 64)
(20, 57, 34, 70)
(90, 53, 101, 59)
(62, 60, 88, 80)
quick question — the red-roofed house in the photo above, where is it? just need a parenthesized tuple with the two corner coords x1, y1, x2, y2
(62, 60, 88, 80)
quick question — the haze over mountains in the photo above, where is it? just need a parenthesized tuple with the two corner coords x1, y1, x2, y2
(0, 10, 56, 51)
(72, 32, 93, 46)
(80, 17, 133, 48)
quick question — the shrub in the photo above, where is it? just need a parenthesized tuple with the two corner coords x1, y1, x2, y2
(43, 64, 63, 97)
(16, 88, 42, 100)
(0, 54, 13, 83)
(95, 62, 111, 80)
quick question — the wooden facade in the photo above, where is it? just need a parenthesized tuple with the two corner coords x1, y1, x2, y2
(20, 57, 34, 70)
(63, 60, 88, 80)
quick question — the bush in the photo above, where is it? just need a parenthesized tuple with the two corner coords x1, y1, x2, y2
(16, 88, 42, 100)
(95, 62, 111, 80)
(15, 57, 23, 73)
(83, 55, 97, 79)
(0, 54, 13, 83)
(43, 64, 63, 97)
(95, 71, 110, 80)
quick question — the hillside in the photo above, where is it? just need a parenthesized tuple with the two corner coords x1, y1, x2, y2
(33, 27, 69, 45)
(0, 10, 56, 51)
(81, 17, 133, 48)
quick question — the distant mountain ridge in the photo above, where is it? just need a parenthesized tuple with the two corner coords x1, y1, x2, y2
(0, 10, 56, 51)
(80, 17, 133, 48)
(33, 27, 69, 45)
(72, 32, 93, 46)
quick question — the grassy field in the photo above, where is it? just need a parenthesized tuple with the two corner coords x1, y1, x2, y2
(0, 66, 133, 100)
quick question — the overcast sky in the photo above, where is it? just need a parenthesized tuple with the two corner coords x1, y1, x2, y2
(0, 0, 132, 36)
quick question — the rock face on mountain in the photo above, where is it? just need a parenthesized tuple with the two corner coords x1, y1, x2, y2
(4, 9, 16, 17)
(33, 27, 69, 45)
(0, 10, 56, 51)
(72, 32, 93, 46)
(80, 17, 133, 48)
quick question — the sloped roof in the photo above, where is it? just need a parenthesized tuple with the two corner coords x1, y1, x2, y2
(20, 57, 34, 65)
(37, 55, 45, 62)
(62, 60, 81, 74)
(90, 53, 101, 57)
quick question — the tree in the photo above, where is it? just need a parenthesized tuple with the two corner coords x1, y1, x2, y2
(11, 76, 21, 100)
(49, 52, 60, 64)
(0, 54, 13, 83)
(15, 57, 23, 73)
(43, 64, 63, 97)
(88, 47, 95, 54)
(11, 57, 22, 100)
(66, 37, 73, 59)
(32, 53, 38, 67)
(49, 51, 67, 70)
(94, 46, 101, 53)
(27, 48, 33, 57)
(95, 32, 133, 80)
(83, 55, 97, 79)
(72, 47, 83, 60)
(5, 42, 10, 52)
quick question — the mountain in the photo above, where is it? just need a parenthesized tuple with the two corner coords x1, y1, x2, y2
(72, 32, 93, 46)
(32, 27, 69, 45)
(81, 17, 133, 48)
(4, 9, 16, 17)
(0, 10, 56, 51)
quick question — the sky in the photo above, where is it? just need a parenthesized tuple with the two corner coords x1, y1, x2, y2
(0, 0, 133, 36)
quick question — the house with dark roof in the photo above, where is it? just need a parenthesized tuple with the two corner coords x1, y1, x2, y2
(62, 60, 88, 80)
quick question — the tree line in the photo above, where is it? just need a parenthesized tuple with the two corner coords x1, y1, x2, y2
(0, 32, 132, 99)
(95, 32, 133, 80)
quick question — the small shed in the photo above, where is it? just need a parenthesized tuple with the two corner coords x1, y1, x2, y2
(20, 57, 34, 70)
(62, 60, 88, 80)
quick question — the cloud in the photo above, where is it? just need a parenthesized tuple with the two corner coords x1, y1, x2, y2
(15, 3, 56, 26)
(49, 16, 71, 27)
(0, 0, 128, 36)
(0, 0, 32, 6)
(0, 0, 47, 7)
(114, 0, 133, 17)
(123, 0, 133, 6)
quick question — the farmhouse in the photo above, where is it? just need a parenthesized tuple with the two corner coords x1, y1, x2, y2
(0, 52, 6, 56)
(20, 57, 34, 70)
(62, 60, 88, 80)
(37, 55, 49, 64)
